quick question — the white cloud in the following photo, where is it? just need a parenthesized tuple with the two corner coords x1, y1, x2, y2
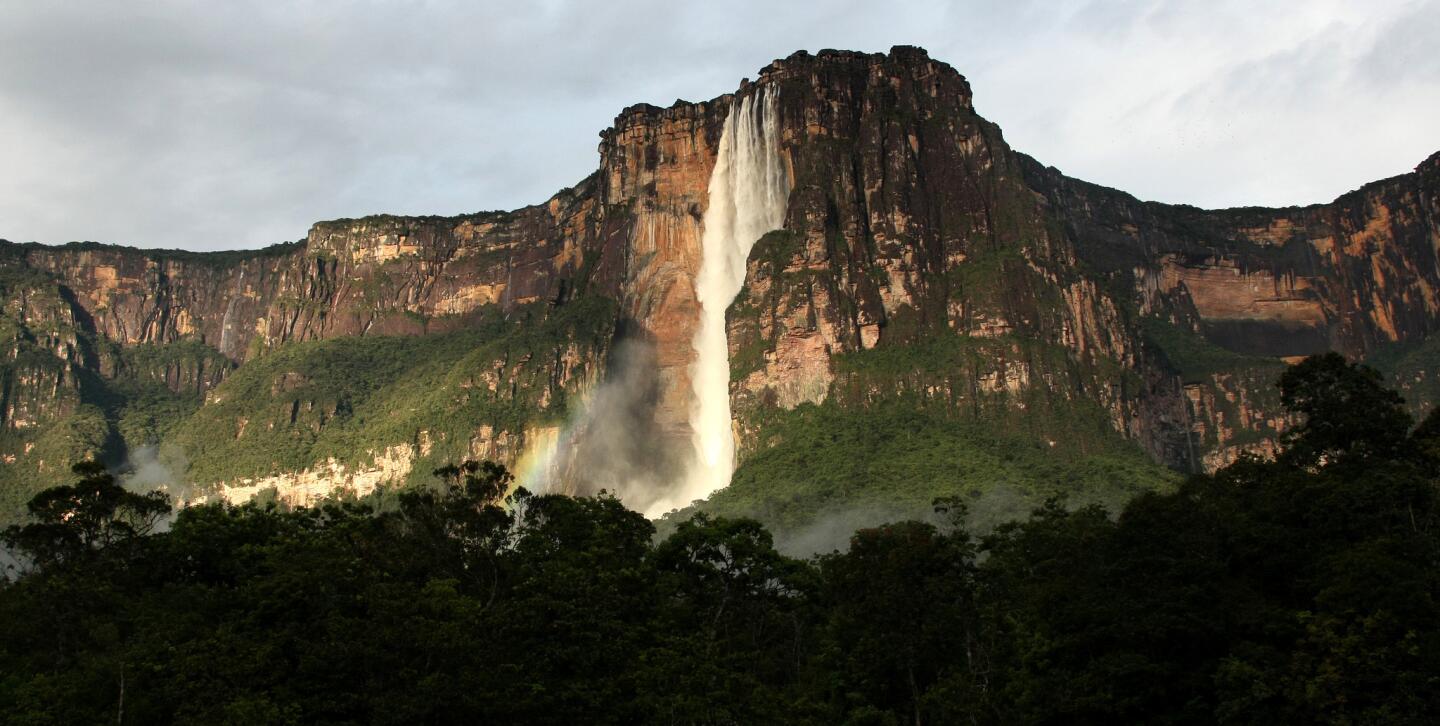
(0, 0, 1434, 250)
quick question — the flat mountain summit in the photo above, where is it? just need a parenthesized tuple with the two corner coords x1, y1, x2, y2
(2, 46, 1437, 529)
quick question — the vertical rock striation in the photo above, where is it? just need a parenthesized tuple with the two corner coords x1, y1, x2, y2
(2, 46, 1437, 514)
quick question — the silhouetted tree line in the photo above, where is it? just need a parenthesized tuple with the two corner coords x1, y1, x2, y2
(1, 354, 1438, 724)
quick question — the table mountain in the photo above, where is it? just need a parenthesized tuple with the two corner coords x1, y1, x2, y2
(3, 47, 1436, 528)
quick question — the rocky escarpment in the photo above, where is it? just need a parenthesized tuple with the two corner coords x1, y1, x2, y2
(1022, 150, 1440, 360)
(2, 46, 1436, 518)
(717, 50, 1159, 465)
(596, 98, 729, 439)
(12, 182, 611, 360)
(1020, 147, 1439, 466)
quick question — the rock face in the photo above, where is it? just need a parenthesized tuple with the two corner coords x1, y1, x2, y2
(597, 98, 729, 440)
(1023, 149, 1440, 360)
(12, 188, 607, 359)
(2, 46, 1437, 512)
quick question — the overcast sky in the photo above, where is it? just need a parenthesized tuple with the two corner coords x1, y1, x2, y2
(2, 0, 1436, 251)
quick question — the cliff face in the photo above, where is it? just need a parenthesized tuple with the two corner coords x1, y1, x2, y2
(13, 184, 607, 360)
(2, 46, 1437, 516)
(1018, 147, 1439, 469)
(1023, 150, 1440, 360)
(597, 99, 728, 439)
(720, 50, 1158, 464)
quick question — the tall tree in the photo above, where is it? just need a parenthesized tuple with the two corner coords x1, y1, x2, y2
(3, 460, 170, 568)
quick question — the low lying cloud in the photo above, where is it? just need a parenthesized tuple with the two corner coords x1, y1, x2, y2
(522, 334, 688, 515)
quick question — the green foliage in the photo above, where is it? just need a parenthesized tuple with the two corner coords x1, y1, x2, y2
(1366, 334, 1440, 422)
(0, 463, 671, 724)
(827, 332, 1145, 434)
(107, 340, 235, 445)
(3, 353, 1440, 723)
(0, 405, 112, 522)
(818, 519, 982, 722)
(645, 513, 820, 720)
(1278, 352, 1413, 469)
(3, 460, 170, 568)
(696, 400, 1175, 539)
(972, 359, 1440, 723)
(1139, 315, 1282, 383)
(0, 333, 239, 524)
(166, 297, 617, 487)
(719, 330, 1176, 539)
(0, 258, 236, 523)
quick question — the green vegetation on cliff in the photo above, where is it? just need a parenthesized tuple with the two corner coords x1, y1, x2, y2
(105, 341, 235, 445)
(1368, 335, 1440, 422)
(700, 400, 1174, 540)
(1139, 315, 1282, 383)
(707, 329, 1178, 542)
(3, 355, 1437, 723)
(0, 406, 112, 521)
(0, 286, 234, 520)
(166, 296, 617, 488)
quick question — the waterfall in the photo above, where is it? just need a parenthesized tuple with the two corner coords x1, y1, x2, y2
(218, 270, 244, 357)
(650, 86, 788, 516)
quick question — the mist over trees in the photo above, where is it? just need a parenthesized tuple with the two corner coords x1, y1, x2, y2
(1, 353, 1438, 724)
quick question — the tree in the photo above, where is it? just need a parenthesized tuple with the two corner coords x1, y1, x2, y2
(1278, 353, 1413, 470)
(645, 513, 819, 722)
(3, 460, 170, 568)
(1410, 406, 1440, 474)
(821, 518, 981, 725)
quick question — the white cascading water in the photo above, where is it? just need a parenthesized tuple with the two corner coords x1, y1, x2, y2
(648, 86, 788, 516)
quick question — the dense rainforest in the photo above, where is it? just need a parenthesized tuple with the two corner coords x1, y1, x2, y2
(1, 353, 1438, 725)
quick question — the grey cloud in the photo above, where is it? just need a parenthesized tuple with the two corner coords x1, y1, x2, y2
(1358, 1, 1440, 84)
(0, 0, 1435, 251)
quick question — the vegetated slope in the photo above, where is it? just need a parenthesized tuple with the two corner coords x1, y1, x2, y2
(1367, 335, 1440, 423)
(678, 400, 1176, 552)
(167, 297, 616, 490)
(0, 261, 234, 516)
(3, 354, 1437, 723)
(0, 47, 1436, 529)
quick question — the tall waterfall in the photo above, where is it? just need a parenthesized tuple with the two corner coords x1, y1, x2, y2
(652, 86, 789, 516)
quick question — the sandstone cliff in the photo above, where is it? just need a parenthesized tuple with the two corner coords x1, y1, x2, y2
(2, 46, 1436, 516)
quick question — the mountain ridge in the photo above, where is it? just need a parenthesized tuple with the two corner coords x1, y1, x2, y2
(2, 45, 1436, 526)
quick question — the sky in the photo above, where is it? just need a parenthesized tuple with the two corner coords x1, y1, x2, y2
(1, 0, 1436, 251)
